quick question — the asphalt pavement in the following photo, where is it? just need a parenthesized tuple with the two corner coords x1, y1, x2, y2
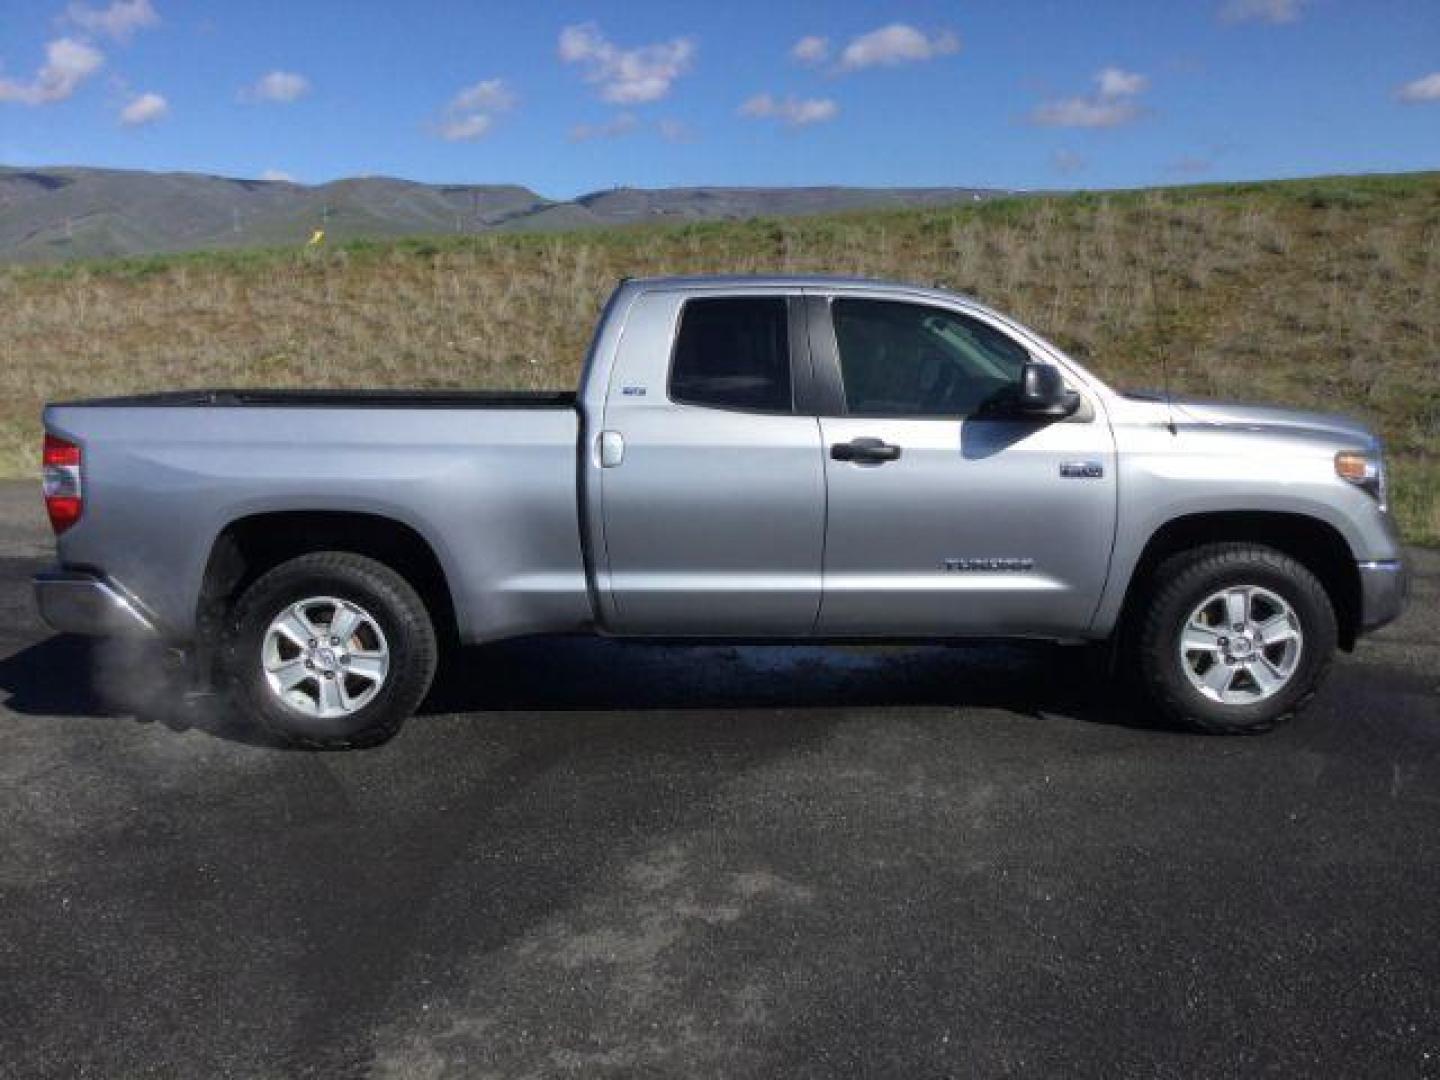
(0, 480, 1436, 1078)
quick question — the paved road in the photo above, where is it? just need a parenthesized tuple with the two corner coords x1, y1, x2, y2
(1, 480, 1436, 1078)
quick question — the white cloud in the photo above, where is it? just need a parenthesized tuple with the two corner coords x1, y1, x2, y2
(569, 112, 639, 142)
(1051, 149, 1085, 176)
(260, 169, 298, 183)
(739, 93, 838, 127)
(1096, 66, 1148, 99)
(450, 78, 516, 114)
(791, 35, 829, 66)
(1219, 0, 1305, 24)
(837, 24, 959, 72)
(1396, 72, 1440, 104)
(558, 22, 695, 104)
(241, 70, 310, 104)
(0, 37, 104, 105)
(437, 113, 493, 141)
(63, 0, 158, 42)
(1031, 98, 1140, 128)
(434, 76, 515, 142)
(118, 90, 166, 125)
(1029, 67, 1148, 128)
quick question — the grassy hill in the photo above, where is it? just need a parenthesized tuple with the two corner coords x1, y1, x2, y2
(2, 171, 1436, 542)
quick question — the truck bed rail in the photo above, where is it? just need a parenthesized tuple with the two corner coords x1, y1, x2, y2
(54, 388, 577, 410)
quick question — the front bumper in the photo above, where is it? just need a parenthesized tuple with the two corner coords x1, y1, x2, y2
(33, 570, 158, 637)
(1357, 559, 1410, 634)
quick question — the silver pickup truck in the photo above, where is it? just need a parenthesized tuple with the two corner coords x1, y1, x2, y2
(35, 275, 1408, 747)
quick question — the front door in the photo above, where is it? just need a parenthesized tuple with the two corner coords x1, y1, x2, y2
(811, 294, 1117, 637)
(597, 290, 826, 635)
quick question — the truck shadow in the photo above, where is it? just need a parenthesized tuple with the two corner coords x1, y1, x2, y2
(0, 631, 1165, 745)
(424, 635, 1147, 723)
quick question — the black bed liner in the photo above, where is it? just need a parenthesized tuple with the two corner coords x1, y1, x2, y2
(56, 388, 577, 410)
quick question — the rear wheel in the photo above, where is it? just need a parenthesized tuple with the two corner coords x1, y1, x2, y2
(223, 552, 437, 748)
(1136, 543, 1337, 734)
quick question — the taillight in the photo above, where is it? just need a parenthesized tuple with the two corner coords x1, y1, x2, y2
(42, 433, 82, 534)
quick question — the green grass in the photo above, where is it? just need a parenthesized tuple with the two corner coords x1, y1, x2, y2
(2, 170, 1437, 542)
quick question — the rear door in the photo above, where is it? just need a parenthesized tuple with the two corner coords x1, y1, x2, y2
(809, 292, 1117, 637)
(595, 288, 826, 635)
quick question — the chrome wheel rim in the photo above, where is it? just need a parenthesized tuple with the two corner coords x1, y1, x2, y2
(261, 597, 390, 719)
(1179, 585, 1303, 706)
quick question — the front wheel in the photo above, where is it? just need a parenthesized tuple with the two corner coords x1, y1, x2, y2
(223, 552, 438, 748)
(1135, 543, 1337, 734)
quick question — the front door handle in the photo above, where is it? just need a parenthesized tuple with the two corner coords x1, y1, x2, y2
(831, 437, 902, 464)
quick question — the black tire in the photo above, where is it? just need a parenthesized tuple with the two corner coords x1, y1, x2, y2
(1135, 543, 1337, 735)
(222, 552, 437, 749)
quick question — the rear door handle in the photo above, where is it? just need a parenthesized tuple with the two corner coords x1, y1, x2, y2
(831, 437, 902, 464)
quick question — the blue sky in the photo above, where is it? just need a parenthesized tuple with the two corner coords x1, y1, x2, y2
(1, 0, 1437, 196)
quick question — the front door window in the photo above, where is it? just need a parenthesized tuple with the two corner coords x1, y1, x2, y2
(831, 298, 1030, 418)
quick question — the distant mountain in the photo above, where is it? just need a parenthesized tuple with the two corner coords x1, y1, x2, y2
(573, 185, 999, 223)
(0, 166, 1011, 263)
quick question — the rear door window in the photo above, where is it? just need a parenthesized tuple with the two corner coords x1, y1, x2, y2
(669, 297, 793, 413)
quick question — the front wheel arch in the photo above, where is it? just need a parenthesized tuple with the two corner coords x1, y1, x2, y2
(1111, 511, 1361, 652)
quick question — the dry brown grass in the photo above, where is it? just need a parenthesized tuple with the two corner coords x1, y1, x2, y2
(2, 173, 1437, 541)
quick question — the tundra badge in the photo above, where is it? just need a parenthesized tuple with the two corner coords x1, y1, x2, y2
(943, 557, 1036, 572)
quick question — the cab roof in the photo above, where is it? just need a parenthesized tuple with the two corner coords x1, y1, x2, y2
(621, 273, 981, 307)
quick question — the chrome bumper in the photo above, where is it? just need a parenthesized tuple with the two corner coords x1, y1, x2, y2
(1357, 559, 1410, 634)
(33, 570, 158, 637)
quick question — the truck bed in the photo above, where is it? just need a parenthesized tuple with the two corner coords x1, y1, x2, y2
(55, 388, 577, 410)
(44, 395, 592, 643)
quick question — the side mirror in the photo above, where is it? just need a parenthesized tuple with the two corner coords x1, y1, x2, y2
(1016, 362, 1079, 418)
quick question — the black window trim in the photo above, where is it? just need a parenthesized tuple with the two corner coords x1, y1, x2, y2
(664, 294, 815, 417)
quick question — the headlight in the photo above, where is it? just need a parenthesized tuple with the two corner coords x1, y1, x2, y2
(1335, 448, 1387, 510)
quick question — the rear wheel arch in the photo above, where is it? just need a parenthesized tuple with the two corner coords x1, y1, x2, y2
(1115, 511, 1361, 650)
(197, 511, 461, 652)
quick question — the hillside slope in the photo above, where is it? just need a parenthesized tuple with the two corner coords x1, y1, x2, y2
(1, 172, 1435, 541)
(0, 166, 1006, 262)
